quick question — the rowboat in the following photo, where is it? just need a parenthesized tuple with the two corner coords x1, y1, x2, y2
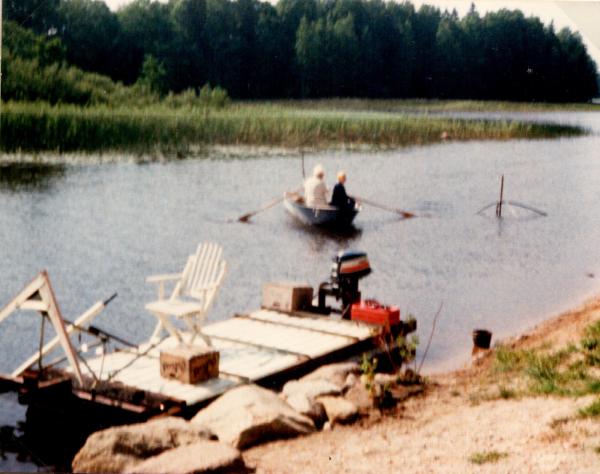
(283, 191, 360, 228)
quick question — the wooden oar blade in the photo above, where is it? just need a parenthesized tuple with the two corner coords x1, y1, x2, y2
(236, 187, 302, 223)
(354, 195, 416, 219)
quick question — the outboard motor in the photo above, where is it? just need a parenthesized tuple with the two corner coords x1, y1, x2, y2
(318, 250, 371, 318)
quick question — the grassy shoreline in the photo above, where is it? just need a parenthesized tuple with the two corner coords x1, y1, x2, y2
(266, 98, 600, 113)
(0, 99, 592, 155)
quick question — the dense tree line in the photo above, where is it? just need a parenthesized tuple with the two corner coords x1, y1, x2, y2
(3, 0, 598, 102)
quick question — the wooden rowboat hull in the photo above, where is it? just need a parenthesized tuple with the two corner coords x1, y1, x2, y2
(283, 193, 359, 228)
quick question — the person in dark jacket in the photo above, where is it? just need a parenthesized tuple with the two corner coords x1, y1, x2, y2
(330, 171, 355, 212)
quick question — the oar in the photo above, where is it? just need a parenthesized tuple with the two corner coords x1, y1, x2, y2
(238, 187, 302, 222)
(352, 196, 416, 219)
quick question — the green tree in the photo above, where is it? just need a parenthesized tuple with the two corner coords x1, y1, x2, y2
(56, 0, 121, 78)
(411, 4, 441, 97)
(434, 11, 466, 98)
(2, 20, 65, 66)
(170, 0, 207, 90)
(254, 1, 287, 97)
(2, 0, 60, 34)
(136, 54, 168, 95)
(116, 0, 175, 84)
(557, 28, 599, 101)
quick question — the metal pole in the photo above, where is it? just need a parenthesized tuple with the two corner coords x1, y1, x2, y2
(496, 174, 504, 218)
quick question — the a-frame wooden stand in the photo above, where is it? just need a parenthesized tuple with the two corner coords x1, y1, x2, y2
(0, 271, 84, 385)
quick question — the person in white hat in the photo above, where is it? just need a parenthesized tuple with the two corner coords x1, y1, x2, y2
(304, 164, 329, 207)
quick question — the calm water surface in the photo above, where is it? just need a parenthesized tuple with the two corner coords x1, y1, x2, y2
(1, 110, 600, 468)
(0, 112, 599, 371)
(1, 112, 600, 371)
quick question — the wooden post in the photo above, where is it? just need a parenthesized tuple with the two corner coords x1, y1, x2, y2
(496, 175, 504, 218)
(301, 150, 306, 180)
(38, 314, 46, 372)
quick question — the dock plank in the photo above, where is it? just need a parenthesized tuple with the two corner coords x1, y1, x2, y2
(64, 309, 377, 406)
(203, 318, 353, 357)
(246, 310, 373, 339)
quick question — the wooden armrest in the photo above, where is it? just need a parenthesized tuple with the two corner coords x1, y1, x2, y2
(146, 273, 182, 283)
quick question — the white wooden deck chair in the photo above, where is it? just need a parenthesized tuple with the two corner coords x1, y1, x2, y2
(145, 243, 227, 345)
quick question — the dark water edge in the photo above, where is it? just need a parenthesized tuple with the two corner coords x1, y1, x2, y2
(0, 393, 39, 472)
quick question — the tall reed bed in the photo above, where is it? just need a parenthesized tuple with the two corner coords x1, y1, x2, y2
(266, 98, 600, 113)
(0, 101, 586, 154)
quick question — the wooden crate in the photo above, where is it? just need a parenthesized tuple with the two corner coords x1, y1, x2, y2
(159, 346, 219, 384)
(262, 282, 313, 312)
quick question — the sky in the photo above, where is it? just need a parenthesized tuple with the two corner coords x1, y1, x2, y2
(103, 0, 600, 67)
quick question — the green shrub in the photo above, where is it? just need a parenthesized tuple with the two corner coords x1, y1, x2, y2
(579, 398, 600, 418)
(469, 451, 508, 464)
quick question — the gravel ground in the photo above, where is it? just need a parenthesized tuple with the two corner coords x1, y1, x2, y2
(245, 295, 600, 473)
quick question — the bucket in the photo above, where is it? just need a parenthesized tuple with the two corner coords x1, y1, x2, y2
(472, 329, 492, 349)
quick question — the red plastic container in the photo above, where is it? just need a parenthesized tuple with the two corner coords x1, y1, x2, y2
(351, 299, 400, 326)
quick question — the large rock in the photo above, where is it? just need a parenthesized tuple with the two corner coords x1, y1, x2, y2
(299, 362, 360, 390)
(344, 383, 374, 412)
(72, 417, 216, 473)
(281, 379, 341, 427)
(284, 393, 327, 428)
(191, 384, 315, 449)
(317, 396, 359, 425)
(124, 441, 246, 474)
(282, 379, 342, 400)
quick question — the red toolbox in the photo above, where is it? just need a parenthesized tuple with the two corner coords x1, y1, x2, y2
(351, 299, 400, 326)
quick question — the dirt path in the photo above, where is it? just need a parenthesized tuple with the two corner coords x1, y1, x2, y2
(245, 296, 600, 473)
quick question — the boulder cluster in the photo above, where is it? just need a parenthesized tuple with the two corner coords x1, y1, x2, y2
(72, 362, 365, 474)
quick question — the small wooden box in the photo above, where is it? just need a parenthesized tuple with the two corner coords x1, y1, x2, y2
(159, 346, 219, 384)
(262, 282, 313, 312)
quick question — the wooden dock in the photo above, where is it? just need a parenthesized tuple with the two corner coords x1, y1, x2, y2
(0, 270, 414, 418)
(68, 309, 376, 409)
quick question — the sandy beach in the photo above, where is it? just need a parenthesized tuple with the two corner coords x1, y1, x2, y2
(244, 294, 600, 473)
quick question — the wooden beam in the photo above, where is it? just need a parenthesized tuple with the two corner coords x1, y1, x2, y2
(0, 273, 46, 324)
(36, 271, 84, 385)
(12, 300, 104, 378)
(19, 300, 49, 312)
(72, 389, 149, 414)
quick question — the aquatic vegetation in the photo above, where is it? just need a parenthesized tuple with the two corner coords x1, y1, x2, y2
(0, 100, 587, 155)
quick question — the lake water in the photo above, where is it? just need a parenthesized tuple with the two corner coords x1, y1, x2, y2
(1, 110, 600, 468)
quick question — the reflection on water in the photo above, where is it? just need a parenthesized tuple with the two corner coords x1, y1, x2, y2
(0, 164, 66, 191)
(285, 216, 363, 245)
(0, 394, 38, 472)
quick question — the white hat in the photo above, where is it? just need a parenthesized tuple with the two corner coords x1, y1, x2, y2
(313, 164, 325, 177)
